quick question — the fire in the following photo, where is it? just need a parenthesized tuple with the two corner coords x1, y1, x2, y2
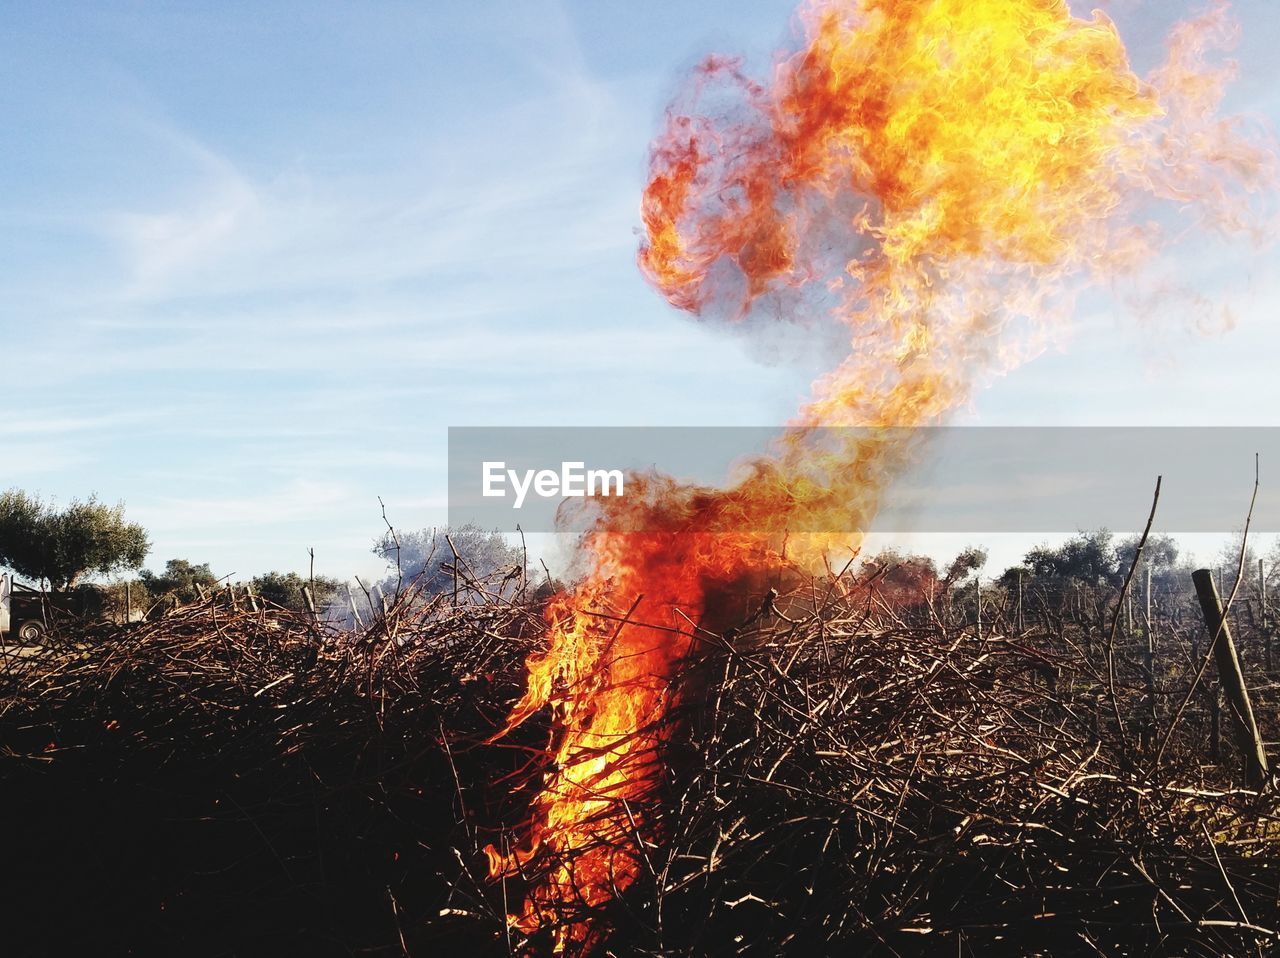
(486, 1, 1271, 951)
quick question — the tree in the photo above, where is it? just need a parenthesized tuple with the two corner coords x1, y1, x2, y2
(374, 524, 524, 599)
(1114, 533, 1179, 574)
(0, 489, 149, 589)
(1025, 530, 1118, 586)
(250, 571, 341, 612)
(140, 559, 219, 605)
(1265, 539, 1280, 592)
(859, 548, 940, 612)
(942, 546, 988, 587)
(1214, 531, 1260, 594)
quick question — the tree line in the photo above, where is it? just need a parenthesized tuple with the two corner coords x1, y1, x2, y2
(0, 488, 528, 624)
(0, 489, 344, 618)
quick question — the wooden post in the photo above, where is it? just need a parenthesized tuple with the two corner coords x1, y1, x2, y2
(1261, 558, 1272, 674)
(346, 583, 364, 629)
(974, 576, 982, 641)
(246, 587, 260, 613)
(1145, 565, 1153, 641)
(301, 585, 316, 617)
(1209, 684, 1222, 762)
(1192, 569, 1270, 788)
(1016, 570, 1024, 634)
(125, 581, 132, 624)
(195, 582, 207, 602)
(1143, 564, 1156, 750)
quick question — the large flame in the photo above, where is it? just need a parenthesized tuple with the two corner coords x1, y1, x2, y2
(485, 1, 1271, 951)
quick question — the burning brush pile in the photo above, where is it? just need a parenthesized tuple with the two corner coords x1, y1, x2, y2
(3, 567, 1280, 957)
(5, 0, 1280, 955)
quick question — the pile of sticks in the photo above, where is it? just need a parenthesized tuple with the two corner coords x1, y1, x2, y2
(645, 583, 1280, 956)
(0, 570, 544, 956)
(3, 565, 1278, 956)
(462, 574, 1280, 956)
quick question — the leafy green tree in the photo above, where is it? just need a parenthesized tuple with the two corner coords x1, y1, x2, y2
(1025, 530, 1118, 586)
(140, 559, 219, 605)
(0, 489, 149, 589)
(997, 563, 1032, 591)
(250, 571, 340, 612)
(942, 546, 988, 587)
(94, 578, 152, 622)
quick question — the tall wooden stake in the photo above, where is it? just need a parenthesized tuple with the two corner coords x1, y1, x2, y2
(1192, 569, 1270, 788)
(1261, 558, 1272, 674)
(1017, 570, 1024, 634)
(1144, 564, 1156, 749)
(1209, 684, 1222, 762)
(1152, 566, 1162, 648)
(347, 583, 364, 630)
(974, 576, 982, 642)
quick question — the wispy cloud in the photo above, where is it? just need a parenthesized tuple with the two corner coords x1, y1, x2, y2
(133, 478, 355, 531)
(92, 73, 635, 310)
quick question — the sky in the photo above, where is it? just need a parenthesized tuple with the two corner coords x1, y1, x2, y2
(2, 1, 1280, 584)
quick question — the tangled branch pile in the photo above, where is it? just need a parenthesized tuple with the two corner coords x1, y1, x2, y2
(0, 574, 543, 956)
(2, 567, 1278, 957)
(626, 584, 1280, 956)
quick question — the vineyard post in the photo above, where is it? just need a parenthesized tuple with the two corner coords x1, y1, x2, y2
(347, 583, 364, 629)
(1210, 685, 1222, 762)
(1016, 570, 1024, 634)
(1261, 558, 1271, 674)
(1192, 568, 1270, 788)
(974, 575, 982, 642)
(1144, 563, 1156, 749)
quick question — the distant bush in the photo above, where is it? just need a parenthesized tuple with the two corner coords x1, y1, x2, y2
(1024, 529, 1118, 587)
(249, 571, 341, 612)
(140, 559, 219, 606)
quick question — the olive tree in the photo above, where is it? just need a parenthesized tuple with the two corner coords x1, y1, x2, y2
(139, 558, 219, 605)
(0, 489, 149, 590)
(250, 571, 341, 612)
(374, 524, 524, 599)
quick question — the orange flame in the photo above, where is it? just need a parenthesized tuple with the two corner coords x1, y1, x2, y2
(486, 1, 1272, 951)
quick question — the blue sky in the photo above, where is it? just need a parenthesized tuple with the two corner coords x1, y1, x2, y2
(2, 1, 1279, 582)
